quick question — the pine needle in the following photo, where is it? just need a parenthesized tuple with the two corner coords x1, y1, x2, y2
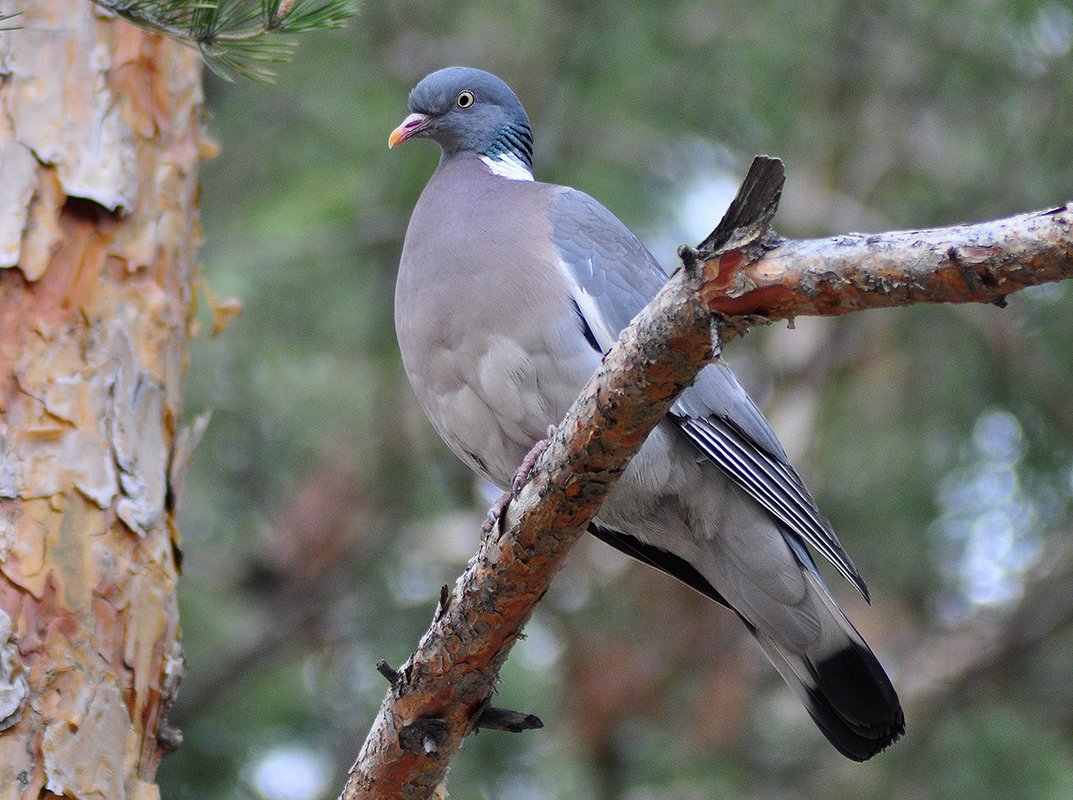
(90, 0, 356, 81)
(0, 10, 22, 31)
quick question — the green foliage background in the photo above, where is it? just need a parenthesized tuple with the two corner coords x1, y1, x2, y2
(159, 1, 1073, 797)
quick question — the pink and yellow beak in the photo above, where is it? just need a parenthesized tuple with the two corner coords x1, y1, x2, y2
(388, 112, 429, 148)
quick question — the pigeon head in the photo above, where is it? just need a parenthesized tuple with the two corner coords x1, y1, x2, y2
(388, 67, 533, 173)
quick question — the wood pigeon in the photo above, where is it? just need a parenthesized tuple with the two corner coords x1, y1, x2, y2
(389, 66, 904, 760)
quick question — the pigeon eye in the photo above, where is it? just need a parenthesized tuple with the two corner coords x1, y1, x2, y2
(456, 90, 475, 109)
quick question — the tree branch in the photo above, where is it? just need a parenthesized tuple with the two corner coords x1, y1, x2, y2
(700, 202, 1073, 338)
(340, 157, 1073, 800)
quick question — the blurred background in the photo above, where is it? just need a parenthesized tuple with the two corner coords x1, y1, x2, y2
(157, 1, 1073, 797)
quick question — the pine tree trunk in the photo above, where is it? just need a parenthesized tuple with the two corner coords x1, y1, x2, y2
(0, 3, 203, 797)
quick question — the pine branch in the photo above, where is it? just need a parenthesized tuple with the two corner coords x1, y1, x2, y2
(340, 157, 1073, 800)
(691, 201, 1073, 340)
(89, 0, 355, 81)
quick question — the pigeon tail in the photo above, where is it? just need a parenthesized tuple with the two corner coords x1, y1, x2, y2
(750, 570, 904, 761)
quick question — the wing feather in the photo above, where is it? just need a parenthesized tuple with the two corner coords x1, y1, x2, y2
(673, 412, 868, 600)
(548, 186, 868, 599)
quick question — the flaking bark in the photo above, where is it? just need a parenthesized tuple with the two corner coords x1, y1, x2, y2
(342, 157, 1073, 800)
(0, 4, 205, 798)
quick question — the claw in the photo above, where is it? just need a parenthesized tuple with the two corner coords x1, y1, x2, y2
(510, 425, 558, 496)
(483, 426, 559, 537)
(482, 491, 511, 536)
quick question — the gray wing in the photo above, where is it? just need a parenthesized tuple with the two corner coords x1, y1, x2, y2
(549, 187, 868, 600)
(671, 379, 868, 600)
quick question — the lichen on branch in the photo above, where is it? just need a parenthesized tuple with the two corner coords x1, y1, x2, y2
(698, 202, 1073, 338)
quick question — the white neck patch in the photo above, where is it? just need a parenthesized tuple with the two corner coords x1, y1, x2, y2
(479, 152, 535, 182)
